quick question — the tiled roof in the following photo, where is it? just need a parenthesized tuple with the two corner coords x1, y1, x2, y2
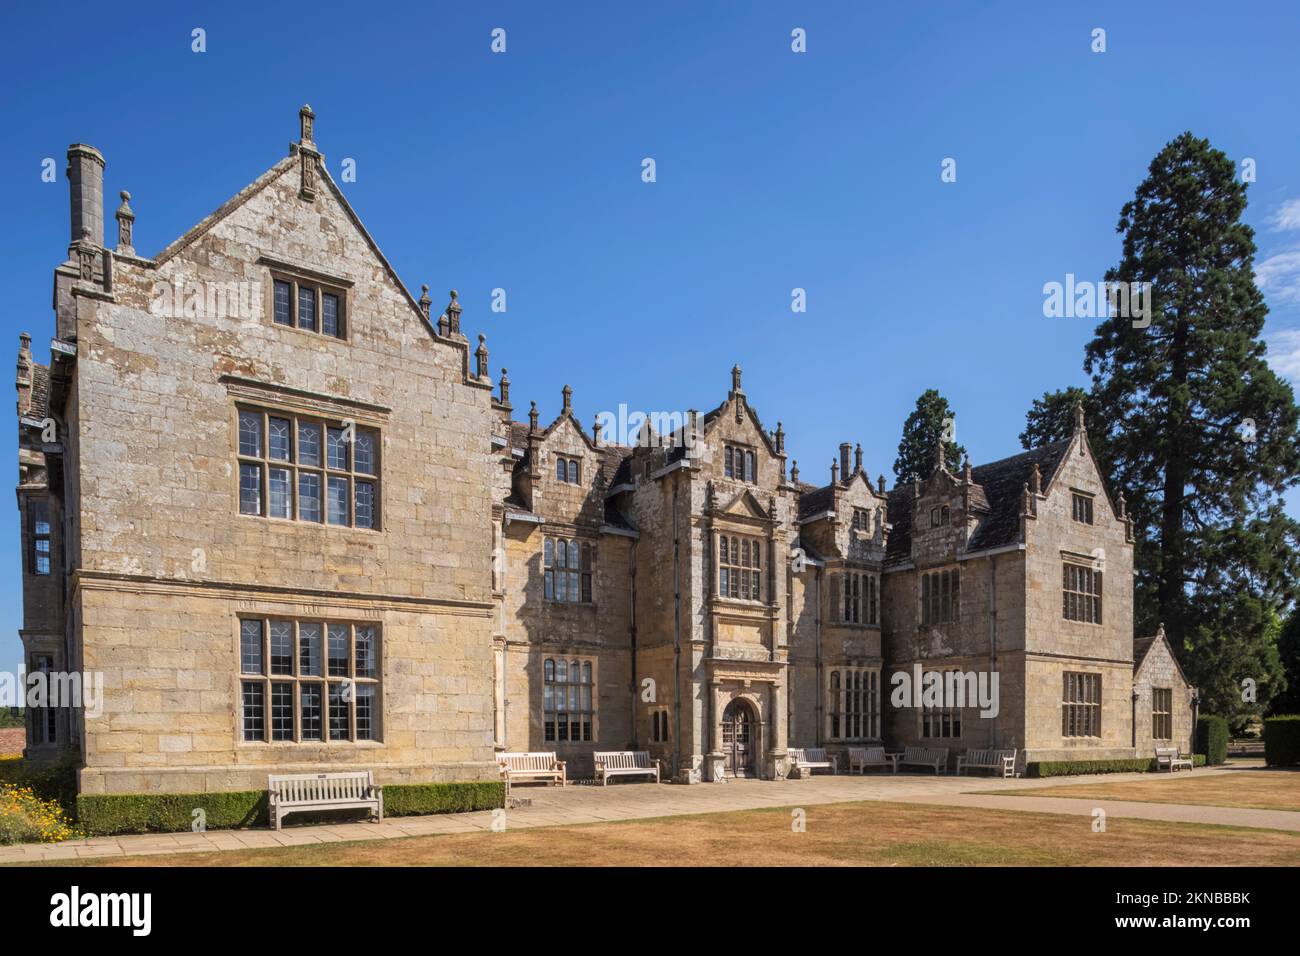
(884, 439, 1073, 562)
(797, 484, 834, 519)
(1133, 635, 1156, 669)
(29, 363, 50, 418)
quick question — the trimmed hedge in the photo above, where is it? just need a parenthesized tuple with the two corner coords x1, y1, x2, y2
(77, 780, 505, 837)
(382, 781, 504, 817)
(1026, 755, 1206, 778)
(1263, 715, 1300, 767)
(1197, 714, 1230, 765)
(78, 790, 266, 836)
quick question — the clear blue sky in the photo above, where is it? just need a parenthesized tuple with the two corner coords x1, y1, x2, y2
(2, 1, 1299, 678)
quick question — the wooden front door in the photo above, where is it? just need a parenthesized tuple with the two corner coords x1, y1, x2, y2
(721, 699, 755, 776)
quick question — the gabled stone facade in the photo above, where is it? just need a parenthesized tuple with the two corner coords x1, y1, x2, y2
(16, 111, 1195, 793)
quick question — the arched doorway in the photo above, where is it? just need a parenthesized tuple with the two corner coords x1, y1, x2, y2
(721, 698, 757, 777)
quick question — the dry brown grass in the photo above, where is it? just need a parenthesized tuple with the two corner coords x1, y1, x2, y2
(68, 800, 1300, 867)
(1008, 769, 1300, 812)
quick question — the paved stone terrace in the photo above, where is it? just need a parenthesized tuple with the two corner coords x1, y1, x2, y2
(3, 764, 1294, 863)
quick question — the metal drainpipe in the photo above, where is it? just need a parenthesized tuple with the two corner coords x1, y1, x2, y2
(814, 565, 823, 747)
(628, 537, 638, 749)
(672, 478, 682, 779)
(988, 554, 997, 749)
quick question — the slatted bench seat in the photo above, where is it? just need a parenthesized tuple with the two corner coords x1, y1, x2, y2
(594, 751, 661, 785)
(496, 751, 566, 791)
(267, 771, 383, 831)
(787, 747, 838, 777)
(1154, 747, 1194, 772)
(955, 748, 1018, 778)
(898, 746, 949, 774)
(848, 746, 898, 774)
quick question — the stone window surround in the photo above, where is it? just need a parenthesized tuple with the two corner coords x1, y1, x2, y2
(1061, 556, 1103, 625)
(27, 495, 52, 576)
(723, 444, 756, 483)
(717, 531, 764, 602)
(1062, 671, 1102, 738)
(554, 454, 582, 485)
(1152, 686, 1173, 740)
(543, 535, 594, 603)
(1071, 488, 1095, 525)
(919, 566, 960, 627)
(237, 616, 381, 746)
(234, 403, 382, 531)
(840, 570, 879, 626)
(260, 257, 352, 342)
(649, 707, 670, 743)
(918, 671, 963, 739)
(543, 655, 597, 744)
(827, 666, 881, 741)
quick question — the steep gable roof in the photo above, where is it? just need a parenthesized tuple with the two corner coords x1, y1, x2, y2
(884, 439, 1072, 562)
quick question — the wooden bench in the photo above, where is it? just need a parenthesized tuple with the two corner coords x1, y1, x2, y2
(594, 751, 661, 785)
(267, 771, 383, 831)
(787, 747, 838, 777)
(898, 746, 949, 774)
(848, 746, 898, 774)
(956, 748, 1018, 778)
(496, 751, 566, 791)
(1154, 747, 1194, 772)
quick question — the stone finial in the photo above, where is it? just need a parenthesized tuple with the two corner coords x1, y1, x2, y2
(445, 290, 461, 336)
(790, 460, 799, 484)
(1117, 490, 1126, 518)
(114, 190, 135, 254)
(1074, 398, 1086, 433)
(437, 311, 450, 336)
(1030, 462, 1042, 495)
(854, 443, 863, 475)
(963, 457, 972, 483)
(934, 430, 947, 473)
(561, 384, 572, 414)
(1156, 622, 1165, 641)
(1021, 482, 1033, 515)
(499, 368, 510, 405)
(878, 474, 885, 495)
(592, 414, 601, 447)
(419, 284, 432, 319)
(830, 459, 839, 484)
(299, 104, 315, 144)
(731, 364, 743, 392)
(19, 332, 31, 356)
(475, 334, 489, 379)
(775, 421, 785, 454)
(528, 400, 539, 432)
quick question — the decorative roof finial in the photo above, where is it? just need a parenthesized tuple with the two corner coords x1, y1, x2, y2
(1022, 482, 1033, 516)
(115, 190, 135, 254)
(592, 414, 601, 447)
(854, 443, 863, 475)
(878, 474, 885, 495)
(499, 368, 510, 405)
(731, 364, 742, 392)
(1156, 622, 1165, 640)
(528, 400, 538, 432)
(1030, 462, 1042, 495)
(299, 104, 315, 144)
(790, 460, 800, 484)
(775, 421, 785, 454)
(475, 334, 489, 379)
(419, 284, 431, 319)
(934, 429, 947, 473)
(963, 457, 972, 483)
(561, 384, 572, 414)
(1117, 490, 1127, 518)
(445, 290, 461, 336)
(830, 458, 839, 484)
(1074, 399, 1086, 433)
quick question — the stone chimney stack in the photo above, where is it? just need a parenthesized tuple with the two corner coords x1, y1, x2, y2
(839, 443, 851, 481)
(16, 333, 32, 417)
(67, 144, 106, 248)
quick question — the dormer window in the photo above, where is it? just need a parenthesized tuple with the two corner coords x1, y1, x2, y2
(724, 445, 755, 483)
(930, 506, 950, 528)
(852, 508, 871, 533)
(556, 455, 581, 484)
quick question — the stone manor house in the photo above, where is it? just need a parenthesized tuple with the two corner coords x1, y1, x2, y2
(15, 109, 1194, 794)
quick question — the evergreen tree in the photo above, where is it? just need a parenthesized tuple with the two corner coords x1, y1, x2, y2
(893, 389, 966, 483)
(1019, 387, 1103, 450)
(1080, 131, 1300, 716)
